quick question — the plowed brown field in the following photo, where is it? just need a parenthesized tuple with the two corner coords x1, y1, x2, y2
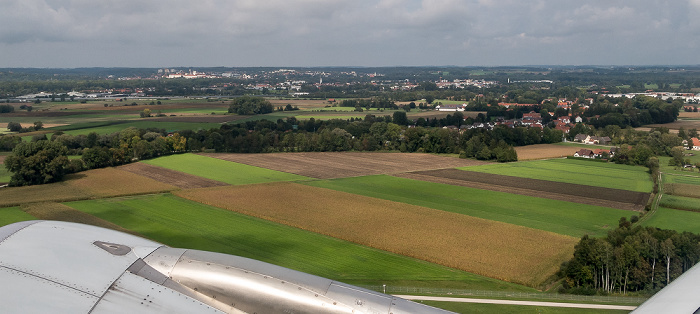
(403, 169, 649, 211)
(514, 144, 578, 160)
(119, 163, 228, 189)
(200, 152, 489, 179)
(175, 182, 577, 286)
(666, 183, 700, 198)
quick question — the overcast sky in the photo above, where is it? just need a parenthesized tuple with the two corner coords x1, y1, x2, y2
(1, 0, 699, 68)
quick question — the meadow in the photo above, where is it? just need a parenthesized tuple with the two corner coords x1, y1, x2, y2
(175, 182, 578, 287)
(420, 302, 629, 314)
(0, 166, 10, 184)
(302, 175, 633, 238)
(63, 193, 533, 291)
(461, 158, 652, 192)
(642, 207, 700, 233)
(0, 207, 36, 226)
(142, 154, 308, 185)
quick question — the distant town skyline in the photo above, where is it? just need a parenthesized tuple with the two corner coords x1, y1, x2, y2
(1, 0, 699, 68)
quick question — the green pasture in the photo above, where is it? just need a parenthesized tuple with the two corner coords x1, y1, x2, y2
(0, 207, 35, 226)
(659, 195, 700, 212)
(303, 175, 633, 238)
(59, 121, 221, 135)
(658, 156, 700, 178)
(0, 166, 12, 184)
(642, 207, 700, 233)
(142, 153, 307, 185)
(64, 193, 532, 291)
(461, 158, 652, 193)
(662, 173, 700, 185)
(421, 302, 630, 314)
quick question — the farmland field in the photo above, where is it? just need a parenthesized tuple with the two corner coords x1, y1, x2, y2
(665, 183, 700, 198)
(404, 169, 649, 211)
(303, 175, 632, 237)
(514, 144, 579, 160)
(20, 202, 139, 235)
(142, 154, 308, 184)
(420, 302, 630, 314)
(0, 207, 35, 226)
(118, 162, 229, 189)
(58, 120, 221, 135)
(0, 167, 177, 207)
(201, 152, 488, 179)
(461, 158, 653, 192)
(642, 207, 700, 233)
(659, 195, 700, 212)
(64, 193, 532, 291)
(175, 182, 578, 286)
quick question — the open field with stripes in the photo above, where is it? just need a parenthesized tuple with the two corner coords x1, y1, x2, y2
(0, 151, 654, 304)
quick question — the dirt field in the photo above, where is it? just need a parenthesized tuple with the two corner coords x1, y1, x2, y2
(514, 144, 578, 160)
(175, 182, 577, 286)
(640, 120, 700, 131)
(20, 202, 141, 236)
(199, 152, 490, 179)
(400, 169, 649, 211)
(118, 162, 229, 189)
(679, 111, 700, 119)
(0, 155, 5, 164)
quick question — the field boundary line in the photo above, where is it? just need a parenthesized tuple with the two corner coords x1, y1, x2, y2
(359, 286, 647, 305)
(639, 171, 663, 225)
(395, 295, 638, 310)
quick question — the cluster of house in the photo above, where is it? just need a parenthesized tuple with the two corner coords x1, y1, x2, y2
(573, 148, 617, 159)
(573, 134, 612, 145)
(686, 137, 700, 151)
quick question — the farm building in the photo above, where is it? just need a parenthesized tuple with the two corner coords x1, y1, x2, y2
(435, 103, 467, 111)
(574, 149, 595, 158)
(692, 138, 700, 151)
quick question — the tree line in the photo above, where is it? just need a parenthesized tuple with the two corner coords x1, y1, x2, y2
(560, 219, 700, 295)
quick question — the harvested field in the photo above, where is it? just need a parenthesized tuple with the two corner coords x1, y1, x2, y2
(141, 115, 245, 123)
(0, 168, 177, 207)
(175, 183, 578, 286)
(20, 202, 140, 236)
(665, 183, 700, 198)
(65, 168, 178, 197)
(0, 155, 5, 164)
(640, 119, 700, 130)
(200, 152, 490, 179)
(679, 111, 700, 119)
(118, 162, 229, 189)
(514, 144, 578, 160)
(406, 169, 649, 211)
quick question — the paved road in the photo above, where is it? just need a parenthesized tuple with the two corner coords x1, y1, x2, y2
(395, 295, 638, 311)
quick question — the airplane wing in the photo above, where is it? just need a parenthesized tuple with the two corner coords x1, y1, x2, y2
(0, 220, 454, 314)
(631, 261, 700, 313)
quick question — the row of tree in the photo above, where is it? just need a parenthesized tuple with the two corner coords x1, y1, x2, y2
(560, 221, 700, 295)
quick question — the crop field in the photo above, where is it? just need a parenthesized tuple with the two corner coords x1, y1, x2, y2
(0, 207, 35, 226)
(142, 154, 308, 184)
(642, 207, 700, 233)
(665, 183, 700, 198)
(118, 162, 229, 189)
(461, 158, 653, 192)
(201, 152, 488, 179)
(514, 144, 579, 160)
(0, 167, 177, 207)
(59, 120, 221, 135)
(659, 195, 700, 212)
(64, 193, 532, 291)
(404, 169, 649, 211)
(0, 166, 9, 184)
(303, 175, 632, 237)
(662, 173, 700, 185)
(175, 183, 578, 286)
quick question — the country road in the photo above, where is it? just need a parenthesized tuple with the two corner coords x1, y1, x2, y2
(395, 295, 637, 311)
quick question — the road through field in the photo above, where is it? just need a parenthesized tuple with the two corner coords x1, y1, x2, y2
(395, 295, 637, 311)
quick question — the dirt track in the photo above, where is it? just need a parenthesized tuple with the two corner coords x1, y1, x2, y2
(118, 162, 228, 189)
(397, 169, 649, 211)
(199, 152, 490, 179)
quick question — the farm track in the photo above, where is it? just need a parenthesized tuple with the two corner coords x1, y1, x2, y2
(118, 162, 229, 189)
(400, 169, 649, 211)
(199, 152, 490, 179)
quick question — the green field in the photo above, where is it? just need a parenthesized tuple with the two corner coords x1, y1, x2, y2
(303, 175, 632, 237)
(0, 207, 35, 226)
(662, 173, 700, 185)
(659, 195, 700, 212)
(420, 302, 630, 314)
(59, 120, 221, 135)
(642, 207, 700, 233)
(64, 193, 532, 291)
(0, 166, 11, 184)
(659, 156, 700, 178)
(142, 153, 308, 185)
(461, 158, 652, 192)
